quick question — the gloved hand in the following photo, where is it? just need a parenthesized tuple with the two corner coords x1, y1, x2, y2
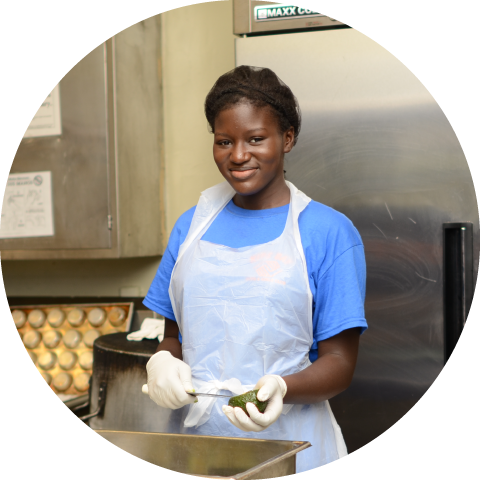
(146, 350, 197, 409)
(222, 375, 287, 432)
(127, 318, 165, 342)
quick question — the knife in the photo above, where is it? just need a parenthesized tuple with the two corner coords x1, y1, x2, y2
(141, 384, 233, 398)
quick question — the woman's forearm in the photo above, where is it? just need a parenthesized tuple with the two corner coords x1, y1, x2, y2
(155, 317, 183, 359)
(155, 336, 183, 359)
(282, 350, 355, 404)
(282, 328, 360, 404)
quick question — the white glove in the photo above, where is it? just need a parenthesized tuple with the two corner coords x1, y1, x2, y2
(222, 375, 287, 432)
(127, 318, 165, 342)
(146, 350, 196, 409)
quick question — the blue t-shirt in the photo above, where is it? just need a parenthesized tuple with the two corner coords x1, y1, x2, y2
(144, 199, 367, 362)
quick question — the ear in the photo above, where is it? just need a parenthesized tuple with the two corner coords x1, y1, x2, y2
(283, 127, 295, 153)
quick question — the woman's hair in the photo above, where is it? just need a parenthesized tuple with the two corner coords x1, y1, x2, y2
(205, 65, 301, 145)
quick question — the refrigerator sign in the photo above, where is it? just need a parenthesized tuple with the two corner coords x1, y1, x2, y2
(254, 4, 325, 22)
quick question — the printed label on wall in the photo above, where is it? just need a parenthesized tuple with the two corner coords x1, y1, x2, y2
(254, 4, 324, 22)
(0, 171, 54, 238)
(23, 85, 62, 138)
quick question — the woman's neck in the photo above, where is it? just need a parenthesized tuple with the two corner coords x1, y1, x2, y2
(232, 177, 290, 210)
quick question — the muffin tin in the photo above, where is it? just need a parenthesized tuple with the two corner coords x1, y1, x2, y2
(12, 303, 133, 398)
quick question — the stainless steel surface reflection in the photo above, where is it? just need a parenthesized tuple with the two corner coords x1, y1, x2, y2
(96, 430, 310, 479)
(236, 28, 479, 452)
(284, 63, 479, 454)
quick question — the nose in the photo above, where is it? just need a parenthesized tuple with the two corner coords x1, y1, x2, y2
(231, 142, 251, 164)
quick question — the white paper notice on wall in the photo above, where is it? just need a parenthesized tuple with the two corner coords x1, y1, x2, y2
(0, 171, 54, 239)
(23, 85, 62, 138)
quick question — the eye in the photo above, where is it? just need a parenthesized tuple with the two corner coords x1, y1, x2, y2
(216, 139, 231, 146)
(250, 137, 263, 144)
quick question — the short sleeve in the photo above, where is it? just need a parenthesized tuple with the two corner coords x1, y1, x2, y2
(299, 201, 368, 363)
(143, 207, 196, 321)
(313, 244, 367, 343)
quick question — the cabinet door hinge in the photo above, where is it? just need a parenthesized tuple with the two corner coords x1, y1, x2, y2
(107, 215, 113, 230)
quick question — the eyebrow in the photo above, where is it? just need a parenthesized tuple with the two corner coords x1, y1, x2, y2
(214, 128, 268, 136)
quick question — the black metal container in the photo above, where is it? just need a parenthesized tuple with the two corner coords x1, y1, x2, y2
(88, 333, 186, 432)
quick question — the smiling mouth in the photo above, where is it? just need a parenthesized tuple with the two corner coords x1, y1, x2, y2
(230, 168, 258, 180)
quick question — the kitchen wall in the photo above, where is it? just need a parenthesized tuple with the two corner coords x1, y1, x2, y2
(1, 0, 236, 299)
(162, 0, 234, 236)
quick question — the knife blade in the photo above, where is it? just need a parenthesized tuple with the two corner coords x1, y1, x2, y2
(187, 392, 233, 398)
(141, 384, 233, 398)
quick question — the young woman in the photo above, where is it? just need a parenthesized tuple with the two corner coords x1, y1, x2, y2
(143, 65, 367, 472)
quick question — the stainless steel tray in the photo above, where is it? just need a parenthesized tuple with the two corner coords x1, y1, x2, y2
(95, 430, 311, 479)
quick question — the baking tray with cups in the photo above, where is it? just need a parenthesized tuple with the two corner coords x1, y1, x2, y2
(12, 303, 133, 399)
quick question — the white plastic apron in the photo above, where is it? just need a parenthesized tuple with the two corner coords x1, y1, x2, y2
(168, 181, 347, 472)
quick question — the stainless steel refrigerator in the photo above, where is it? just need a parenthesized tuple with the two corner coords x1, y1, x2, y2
(235, 26, 479, 452)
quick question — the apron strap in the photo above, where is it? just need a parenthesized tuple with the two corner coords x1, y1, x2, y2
(325, 400, 348, 457)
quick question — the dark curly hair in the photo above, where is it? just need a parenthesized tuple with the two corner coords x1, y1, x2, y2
(205, 65, 301, 145)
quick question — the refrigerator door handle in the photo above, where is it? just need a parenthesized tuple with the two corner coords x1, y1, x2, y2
(443, 222, 474, 363)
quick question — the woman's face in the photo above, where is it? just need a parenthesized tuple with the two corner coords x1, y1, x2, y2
(213, 101, 294, 200)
